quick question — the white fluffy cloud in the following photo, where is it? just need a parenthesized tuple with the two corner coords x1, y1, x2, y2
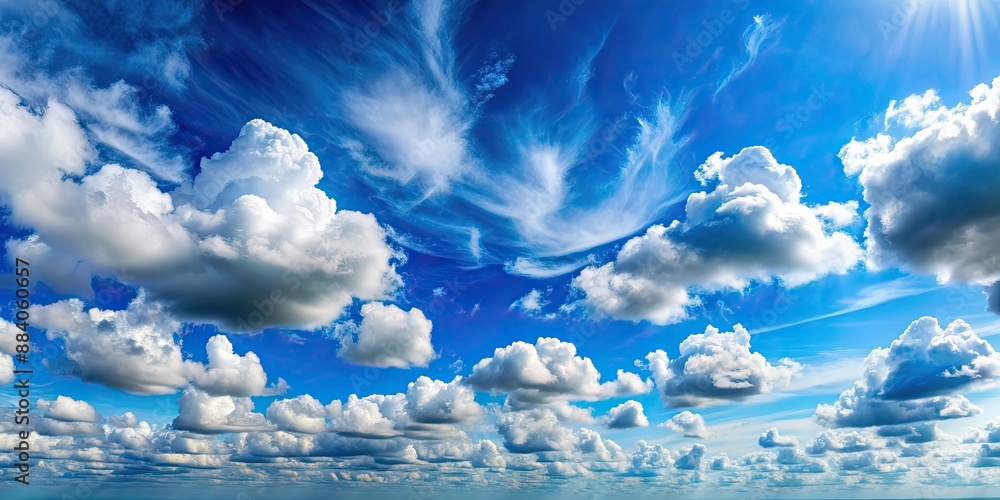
(816, 317, 999, 428)
(191, 335, 288, 397)
(645, 324, 802, 407)
(0, 355, 12, 385)
(627, 440, 675, 476)
(601, 401, 648, 429)
(39, 396, 100, 423)
(470, 439, 506, 468)
(32, 295, 286, 396)
(31, 293, 196, 394)
(759, 427, 799, 448)
(840, 76, 1000, 311)
(661, 411, 711, 439)
(265, 395, 328, 434)
(571, 146, 861, 324)
(964, 418, 1000, 444)
(805, 429, 878, 455)
(33, 396, 103, 437)
(0, 319, 15, 384)
(405, 376, 482, 424)
(495, 408, 579, 453)
(0, 88, 406, 331)
(466, 337, 650, 410)
(337, 302, 436, 369)
(172, 388, 275, 434)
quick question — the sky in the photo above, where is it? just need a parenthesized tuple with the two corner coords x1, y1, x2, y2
(1, 0, 1000, 498)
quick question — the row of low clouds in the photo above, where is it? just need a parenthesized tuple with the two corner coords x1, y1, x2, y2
(2, 340, 996, 490)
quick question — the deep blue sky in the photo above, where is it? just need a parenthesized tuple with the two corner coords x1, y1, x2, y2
(1, 0, 1000, 497)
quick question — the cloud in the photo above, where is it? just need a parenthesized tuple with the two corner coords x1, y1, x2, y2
(0, 355, 12, 385)
(0, 94, 406, 331)
(39, 396, 100, 423)
(332, 0, 692, 264)
(840, 76, 1000, 313)
(675, 443, 708, 470)
(626, 440, 674, 476)
(265, 395, 328, 434)
(877, 423, 940, 444)
(405, 376, 482, 424)
(509, 289, 550, 315)
(191, 335, 288, 397)
(336, 302, 436, 369)
(572, 146, 861, 325)
(964, 418, 1000, 444)
(469, 440, 506, 469)
(805, 429, 878, 455)
(327, 393, 407, 439)
(759, 427, 799, 448)
(974, 444, 1000, 468)
(601, 401, 648, 429)
(816, 317, 999, 427)
(661, 411, 711, 439)
(33, 295, 288, 396)
(0, 319, 17, 384)
(172, 388, 275, 434)
(31, 396, 104, 437)
(466, 337, 650, 410)
(644, 324, 802, 407)
(812, 201, 860, 228)
(31, 293, 197, 394)
(716, 14, 783, 96)
(496, 408, 579, 453)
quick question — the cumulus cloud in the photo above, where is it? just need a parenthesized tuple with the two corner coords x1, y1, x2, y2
(0, 319, 16, 384)
(466, 337, 650, 410)
(0, 92, 406, 331)
(172, 388, 275, 434)
(496, 408, 579, 453)
(405, 376, 482, 424)
(33, 296, 286, 396)
(964, 418, 1000, 444)
(877, 423, 940, 444)
(627, 440, 674, 476)
(661, 411, 711, 439)
(816, 317, 999, 427)
(675, 443, 708, 470)
(806, 429, 878, 455)
(840, 76, 1000, 313)
(31, 293, 197, 394)
(327, 393, 407, 439)
(265, 395, 328, 434)
(191, 335, 288, 397)
(0, 355, 12, 385)
(572, 146, 861, 324)
(39, 396, 100, 423)
(31, 396, 104, 436)
(336, 302, 436, 369)
(601, 401, 648, 429)
(759, 427, 799, 448)
(644, 324, 802, 407)
(470, 440, 506, 469)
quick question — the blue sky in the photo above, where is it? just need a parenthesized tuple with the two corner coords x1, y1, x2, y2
(1, 0, 1000, 498)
